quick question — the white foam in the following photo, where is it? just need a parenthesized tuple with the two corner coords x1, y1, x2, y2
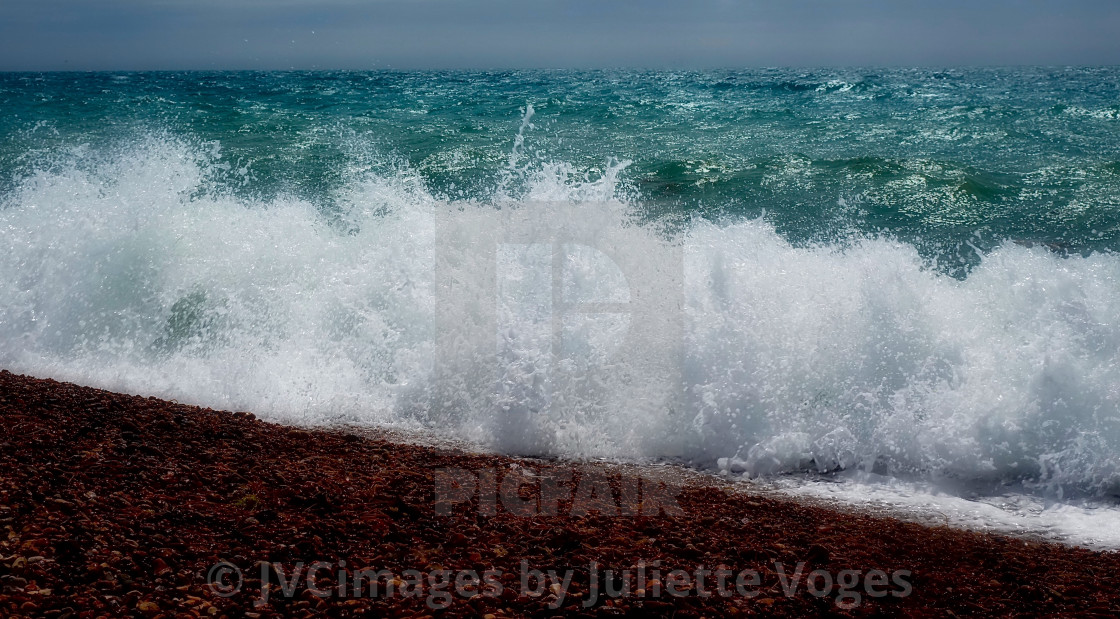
(2, 136, 1120, 512)
(759, 474, 1120, 551)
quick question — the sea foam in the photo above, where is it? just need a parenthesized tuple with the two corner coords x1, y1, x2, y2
(1, 136, 1119, 500)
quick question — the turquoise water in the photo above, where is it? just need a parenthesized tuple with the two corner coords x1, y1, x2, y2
(2, 69, 1120, 506)
(4, 69, 1119, 271)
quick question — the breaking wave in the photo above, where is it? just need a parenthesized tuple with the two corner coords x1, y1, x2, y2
(2, 135, 1119, 499)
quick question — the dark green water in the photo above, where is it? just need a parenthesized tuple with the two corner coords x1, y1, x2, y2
(3, 69, 1119, 272)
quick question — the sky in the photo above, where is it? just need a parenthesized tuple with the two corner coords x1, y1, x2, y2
(1, 0, 1118, 71)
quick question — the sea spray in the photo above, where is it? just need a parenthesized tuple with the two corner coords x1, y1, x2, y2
(2, 69, 1120, 505)
(1, 135, 1119, 499)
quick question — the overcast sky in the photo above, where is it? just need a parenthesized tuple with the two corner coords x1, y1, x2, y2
(2, 0, 1118, 71)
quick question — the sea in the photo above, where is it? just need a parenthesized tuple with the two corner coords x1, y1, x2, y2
(2, 69, 1119, 548)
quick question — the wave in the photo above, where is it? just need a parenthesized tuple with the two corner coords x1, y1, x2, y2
(1, 136, 1119, 498)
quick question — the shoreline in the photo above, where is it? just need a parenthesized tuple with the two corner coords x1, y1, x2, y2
(348, 425, 1114, 553)
(322, 420, 1120, 553)
(2, 369, 1119, 617)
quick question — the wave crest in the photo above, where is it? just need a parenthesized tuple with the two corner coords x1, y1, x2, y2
(2, 137, 1119, 497)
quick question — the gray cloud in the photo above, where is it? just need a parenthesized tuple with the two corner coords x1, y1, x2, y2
(1, 0, 1118, 70)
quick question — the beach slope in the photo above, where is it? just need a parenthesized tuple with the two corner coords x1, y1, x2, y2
(1, 370, 1118, 617)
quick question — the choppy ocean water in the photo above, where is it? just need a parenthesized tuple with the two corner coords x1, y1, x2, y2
(2, 69, 1119, 546)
